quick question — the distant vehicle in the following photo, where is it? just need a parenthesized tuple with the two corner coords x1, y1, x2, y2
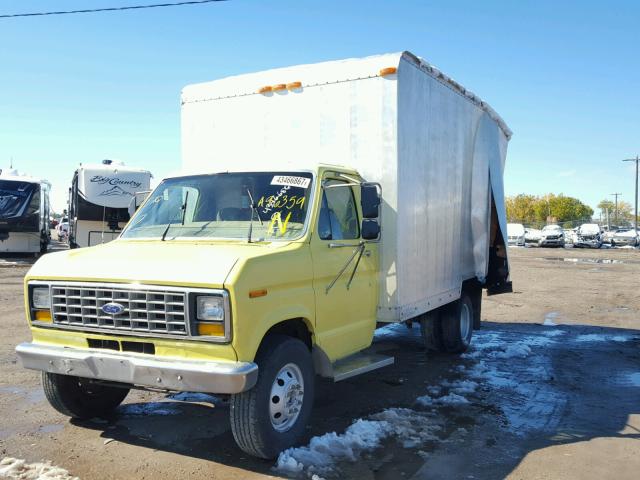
(50, 218, 59, 229)
(524, 228, 542, 245)
(573, 223, 602, 249)
(611, 229, 639, 247)
(56, 222, 69, 242)
(507, 223, 525, 246)
(68, 160, 152, 248)
(538, 224, 565, 248)
(0, 168, 51, 254)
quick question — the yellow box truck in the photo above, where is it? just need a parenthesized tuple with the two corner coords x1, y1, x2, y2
(16, 52, 512, 458)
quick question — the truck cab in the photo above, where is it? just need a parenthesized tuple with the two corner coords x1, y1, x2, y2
(17, 165, 385, 458)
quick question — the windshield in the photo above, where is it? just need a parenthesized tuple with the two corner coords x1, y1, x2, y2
(542, 225, 562, 231)
(121, 172, 314, 241)
(0, 180, 40, 219)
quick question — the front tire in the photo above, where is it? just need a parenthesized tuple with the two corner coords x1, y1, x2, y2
(42, 372, 129, 419)
(440, 294, 474, 353)
(230, 335, 314, 459)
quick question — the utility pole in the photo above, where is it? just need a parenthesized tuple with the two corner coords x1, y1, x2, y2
(610, 192, 622, 227)
(622, 155, 639, 237)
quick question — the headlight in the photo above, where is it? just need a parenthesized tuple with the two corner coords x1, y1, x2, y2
(32, 287, 51, 309)
(196, 296, 225, 321)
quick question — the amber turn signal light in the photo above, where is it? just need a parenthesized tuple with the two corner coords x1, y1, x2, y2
(34, 310, 52, 322)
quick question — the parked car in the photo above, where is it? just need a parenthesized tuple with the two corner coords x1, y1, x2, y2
(573, 223, 602, 249)
(524, 228, 542, 245)
(611, 229, 639, 247)
(507, 223, 526, 246)
(538, 224, 565, 247)
(602, 227, 624, 244)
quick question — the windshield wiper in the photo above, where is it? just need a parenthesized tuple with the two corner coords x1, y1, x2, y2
(161, 191, 189, 241)
(246, 189, 263, 243)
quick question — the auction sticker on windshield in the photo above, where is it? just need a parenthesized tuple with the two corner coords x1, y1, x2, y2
(271, 175, 311, 189)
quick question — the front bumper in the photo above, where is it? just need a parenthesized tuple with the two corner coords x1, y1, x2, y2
(16, 342, 258, 394)
(612, 238, 638, 246)
(539, 238, 564, 246)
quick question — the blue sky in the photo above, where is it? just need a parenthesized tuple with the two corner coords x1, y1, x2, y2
(1, 0, 638, 214)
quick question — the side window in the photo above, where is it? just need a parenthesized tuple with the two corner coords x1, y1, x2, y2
(318, 180, 359, 240)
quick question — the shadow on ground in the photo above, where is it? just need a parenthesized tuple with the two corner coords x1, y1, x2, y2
(71, 321, 640, 479)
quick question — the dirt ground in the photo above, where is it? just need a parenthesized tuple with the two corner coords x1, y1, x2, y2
(0, 246, 638, 479)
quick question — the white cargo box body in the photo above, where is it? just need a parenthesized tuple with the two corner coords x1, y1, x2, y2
(181, 52, 511, 322)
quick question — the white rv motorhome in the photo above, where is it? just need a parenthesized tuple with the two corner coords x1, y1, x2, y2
(68, 160, 152, 248)
(0, 168, 51, 254)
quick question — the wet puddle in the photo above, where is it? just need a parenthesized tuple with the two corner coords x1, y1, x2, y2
(539, 257, 630, 265)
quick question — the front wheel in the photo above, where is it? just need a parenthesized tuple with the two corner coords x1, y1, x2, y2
(42, 372, 129, 419)
(440, 294, 474, 353)
(230, 335, 314, 459)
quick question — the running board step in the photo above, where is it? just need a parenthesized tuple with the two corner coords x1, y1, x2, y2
(331, 353, 395, 382)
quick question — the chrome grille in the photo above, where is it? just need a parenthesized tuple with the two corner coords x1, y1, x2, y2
(51, 284, 188, 336)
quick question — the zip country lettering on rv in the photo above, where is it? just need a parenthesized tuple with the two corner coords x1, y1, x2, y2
(90, 175, 143, 189)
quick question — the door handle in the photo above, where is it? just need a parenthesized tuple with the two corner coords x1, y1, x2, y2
(363, 250, 371, 257)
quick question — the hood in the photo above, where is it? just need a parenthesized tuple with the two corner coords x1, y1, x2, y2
(27, 239, 287, 288)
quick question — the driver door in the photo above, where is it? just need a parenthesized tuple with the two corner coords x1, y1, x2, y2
(310, 176, 379, 361)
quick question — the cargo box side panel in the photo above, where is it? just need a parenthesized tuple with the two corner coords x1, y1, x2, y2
(395, 58, 482, 320)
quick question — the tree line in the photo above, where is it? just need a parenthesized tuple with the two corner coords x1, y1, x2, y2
(506, 194, 593, 227)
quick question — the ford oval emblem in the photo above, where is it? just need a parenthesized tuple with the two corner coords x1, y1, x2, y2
(101, 302, 125, 315)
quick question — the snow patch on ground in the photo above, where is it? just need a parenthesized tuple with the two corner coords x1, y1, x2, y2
(118, 402, 182, 416)
(574, 333, 633, 343)
(542, 329, 566, 337)
(416, 392, 469, 407)
(275, 408, 440, 478)
(166, 392, 220, 404)
(616, 372, 640, 387)
(543, 312, 559, 326)
(0, 457, 78, 480)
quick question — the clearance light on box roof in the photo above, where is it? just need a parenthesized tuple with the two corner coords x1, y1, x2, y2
(286, 81, 302, 90)
(257, 85, 272, 94)
(272, 84, 287, 92)
(379, 67, 397, 77)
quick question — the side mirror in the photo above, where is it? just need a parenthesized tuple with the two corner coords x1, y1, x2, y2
(362, 219, 380, 240)
(128, 191, 151, 217)
(361, 183, 381, 219)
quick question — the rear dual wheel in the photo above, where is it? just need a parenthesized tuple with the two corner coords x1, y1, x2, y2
(420, 292, 476, 354)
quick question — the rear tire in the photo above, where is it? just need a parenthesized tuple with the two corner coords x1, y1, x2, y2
(419, 310, 444, 352)
(230, 335, 314, 459)
(42, 372, 129, 419)
(440, 294, 474, 353)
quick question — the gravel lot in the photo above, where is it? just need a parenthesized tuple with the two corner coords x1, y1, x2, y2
(0, 246, 638, 479)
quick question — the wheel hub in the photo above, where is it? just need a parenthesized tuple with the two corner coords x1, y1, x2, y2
(269, 363, 304, 432)
(460, 302, 471, 342)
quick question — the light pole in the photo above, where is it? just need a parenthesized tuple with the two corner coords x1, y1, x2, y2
(622, 155, 639, 237)
(610, 192, 622, 227)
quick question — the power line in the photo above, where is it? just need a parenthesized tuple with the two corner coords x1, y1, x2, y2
(0, 0, 227, 19)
